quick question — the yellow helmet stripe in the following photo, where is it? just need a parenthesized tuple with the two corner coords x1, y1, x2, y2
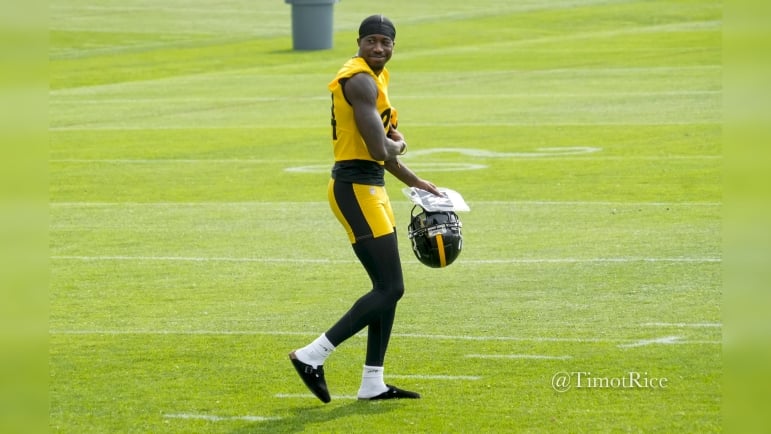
(436, 234, 446, 267)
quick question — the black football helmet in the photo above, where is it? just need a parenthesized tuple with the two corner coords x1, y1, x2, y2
(407, 206, 463, 268)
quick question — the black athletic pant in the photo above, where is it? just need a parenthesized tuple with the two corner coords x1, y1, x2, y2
(325, 180, 405, 367)
(325, 233, 404, 366)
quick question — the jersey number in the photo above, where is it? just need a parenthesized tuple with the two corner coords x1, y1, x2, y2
(330, 95, 392, 140)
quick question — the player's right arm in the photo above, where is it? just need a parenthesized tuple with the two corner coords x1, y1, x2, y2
(343, 73, 406, 161)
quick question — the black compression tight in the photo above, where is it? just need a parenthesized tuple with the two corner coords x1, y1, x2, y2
(325, 232, 405, 366)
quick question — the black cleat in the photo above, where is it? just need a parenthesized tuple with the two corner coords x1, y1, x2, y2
(289, 352, 331, 403)
(360, 384, 421, 400)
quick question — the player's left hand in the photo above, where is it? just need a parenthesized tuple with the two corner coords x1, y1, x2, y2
(414, 179, 442, 197)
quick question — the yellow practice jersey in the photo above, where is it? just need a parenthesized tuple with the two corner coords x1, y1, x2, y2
(328, 56, 398, 164)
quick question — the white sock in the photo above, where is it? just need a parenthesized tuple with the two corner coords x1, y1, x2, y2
(294, 334, 335, 368)
(357, 365, 388, 399)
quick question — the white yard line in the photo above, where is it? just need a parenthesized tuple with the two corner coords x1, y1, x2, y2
(274, 393, 357, 400)
(163, 413, 280, 422)
(49, 255, 721, 264)
(48, 329, 721, 345)
(48, 200, 722, 206)
(387, 374, 482, 381)
(617, 336, 683, 348)
(48, 155, 721, 163)
(466, 354, 572, 360)
(642, 322, 721, 328)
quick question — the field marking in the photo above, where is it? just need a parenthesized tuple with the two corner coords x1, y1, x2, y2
(49, 255, 721, 264)
(466, 200, 721, 206)
(387, 374, 482, 381)
(465, 354, 572, 360)
(461, 257, 721, 264)
(163, 413, 280, 422)
(50, 159, 312, 164)
(48, 200, 723, 207)
(285, 147, 602, 173)
(285, 163, 489, 173)
(51, 329, 313, 336)
(47, 155, 721, 166)
(48, 329, 722, 345)
(642, 322, 721, 328)
(49, 255, 357, 264)
(50, 152, 720, 172)
(398, 333, 719, 345)
(275, 393, 357, 400)
(617, 336, 682, 348)
(50, 97, 330, 103)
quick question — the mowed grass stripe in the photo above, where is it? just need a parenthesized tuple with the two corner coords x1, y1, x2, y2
(396, 19, 720, 60)
(49, 65, 720, 98)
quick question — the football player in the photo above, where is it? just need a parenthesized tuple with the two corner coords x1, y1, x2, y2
(289, 14, 442, 402)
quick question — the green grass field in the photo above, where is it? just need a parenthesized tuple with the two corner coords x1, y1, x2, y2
(49, 0, 721, 432)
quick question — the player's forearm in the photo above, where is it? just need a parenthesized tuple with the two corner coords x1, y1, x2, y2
(384, 158, 420, 186)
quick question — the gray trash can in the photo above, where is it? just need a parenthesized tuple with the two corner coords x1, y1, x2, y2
(285, 0, 339, 50)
